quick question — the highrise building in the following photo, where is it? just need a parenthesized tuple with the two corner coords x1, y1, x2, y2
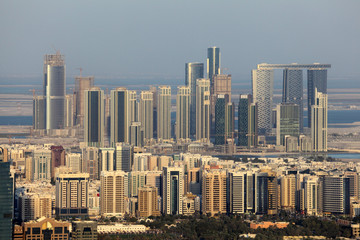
(100, 171, 126, 216)
(157, 86, 171, 140)
(128, 90, 138, 124)
(214, 95, 226, 145)
(207, 46, 221, 84)
(252, 69, 274, 135)
(43, 52, 66, 131)
(115, 143, 132, 172)
(64, 94, 73, 128)
(139, 91, 154, 141)
(311, 88, 328, 152)
(163, 167, 184, 215)
(110, 88, 129, 146)
(211, 74, 231, 133)
(248, 103, 258, 147)
(225, 102, 235, 141)
(82, 147, 100, 180)
(238, 94, 251, 146)
(185, 62, 204, 136)
(322, 176, 350, 214)
(50, 145, 65, 180)
(84, 88, 104, 147)
(229, 171, 245, 214)
(280, 175, 296, 210)
(304, 176, 319, 216)
(66, 153, 82, 173)
(19, 193, 52, 221)
(129, 171, 146, 197)
(138, 185, 161, 217)
(202, 170, 227, 216)
(32, 149, 52, 181)
(130, 122, 143, 147)
(55, 172, 89, 218)
(196, 79, 210, 141)
(276, 103, 300, 146)
(33, 96, 46, 130)
(0, 162, 13, 240)
(75, 76, 94, 126)
(99, 148, 115, 172)
(256, 170, 278, 215)
(176, 86, 190, 141)
(308, 69, 327, 128)
(283, 69, 303, 131)
(149, 86, 158, 139)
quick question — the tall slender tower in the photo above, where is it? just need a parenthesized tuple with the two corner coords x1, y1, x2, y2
(0, 162, 13, 240)
(207, 47, 221, 85)
(311, 88, 328, 152)
(276, 103, 300, 146)
(100, 171, 126, 216)
(214, 95, 226, 145)
(185, 63, 204, 136)
(140, 91, 154, 141)
(110, 88, 129, 146)
(128, 90, 138, 124)
(84, 88, 104, 147)
(252, 69, 274, 135)
(196, 79, 211, 141)
(202, 170, 227, 216)
(176, 86, 190, 141)
(75, 76, 94, 126)
(283, 69, 303, 131)
(163, 167, 184, 215)
(238, 94, 252, 146)
(33, 96, 46, 130)
(157, 86, 171, 140)
(307, 69, 327, 128)
(43, 52, 66, 131)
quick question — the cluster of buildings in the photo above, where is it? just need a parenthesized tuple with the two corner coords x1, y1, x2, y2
(32, 48, 330, 154)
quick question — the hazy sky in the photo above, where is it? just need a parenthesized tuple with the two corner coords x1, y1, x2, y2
(1, 0, 359, 85)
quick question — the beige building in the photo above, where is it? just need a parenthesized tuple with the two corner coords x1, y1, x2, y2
(196, 79, 211, 142)
(157, 86, 172, 141)
(182, 193, 197, 215)
(138, 185, 160, 217)
(22, 217, 70, 239)
(19, 193, 52, 221)
(176, 86, 191, 141)
(139, 91, 154, 141)
(100, 171, 126, 216)
(280, 175, 296, 210)
(202, 170, 227, 215)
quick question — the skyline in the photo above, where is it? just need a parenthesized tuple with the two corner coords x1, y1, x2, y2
(1, 0, 360, 85)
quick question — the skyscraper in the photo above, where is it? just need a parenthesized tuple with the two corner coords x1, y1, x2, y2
(276, 103, 300, 146)
(128, 90, 138, 124)
(304, 176, 319, 216)
(202, 170, 227, 216)
(225, 102, 235, 141)
(307, 69, 327, 128)
(115, 143, 132, 172)
(0, 162, 13, 240)
(283, 69, 303, 131)
(176, 86, 190, 141)
(211, 74, 231, 133)
(229, 171, 246, 214)
(238, 94, 252, 146)
(33, 96, 46, 130)
(252, 69, 274, 135)
(311, 88, 328, 152)
(157, 86, 171, 140)
(214, 95, 226, 145)
(99, 148, 115, 172)
(138, 186, 161, 217)
(43, 52, 66, 131)
(100, 171, 126, 216)
(140, 91, 154, 141)
(163, 166, 184, 215)
(196, 79, 210, 141)
(185, 63, 204, 136)
(322, 176, 350, 214)
(64, 94, 73, 128)
(84, 88, 104, 147)
(75, 76, 94, 126)
(129, 122, 143, 147)
(32, 149, 52, 181)
(110, 88, 129, 146)
(207, 46, 221, 84)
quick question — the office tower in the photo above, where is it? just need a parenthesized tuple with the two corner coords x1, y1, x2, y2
(157, 86, 171, 140)
(72, 221, 98, 240)
(163, 166, 184, 215)
(84, 88, 104, 147)
(308, 69, 327, 128)
(19, 193, 52, 221)
(43, 52, 66, 131)
(33, 96, 46, 130)
(104, 92, 111, 139)
(66, 153, 82, 173)
(139, 91, 154, 141)
(207, 46, 221, 84)
(211, 74, 231, 132)
(146, 171, 162, 195)
(304, 176, 319, 216)
(322, 176, 350, 214)
(252, 69, 274, 134)
(245, 172, 256, 212)
(110, 88, 129, 146)
(128, 90, 138, 123)
(115, 143, 132, 172)
(64, 94, 73, 128)
(248, 104, 258, 147)
(100, 171, 126, 216)
(50, 145, 65, 179)
(202, 170, 227, 216)
(214, 95, 226, 145)
(283, 69, 303, 131)
(311, 88, 328, 152)
(185, 62, 204, 136)
(238, 94, 251, 146)
(186, 167, 201, 195)
(130, 122, 143, 147)
(344, 172, 359, 199)
(129, 171, 147, 197)
(32, 149, 52, 181)
(176, 86, 190, 140)
(225, 102, 235, 141)
(229, 171, 245, 214)
(75, 76, 94, 126)
(0, 162, 13, 240)
(99, 148, 115, 172)
(257, 170, 278, 215)
(22, 218, 70, 240)
(196, 79, 211, 141)
(138, 185, 161, 217)
(276, 103, 300, 146)
(55, 172, 89, 218)
(82, 147, 99, 180)
(280, 175, 296, 210)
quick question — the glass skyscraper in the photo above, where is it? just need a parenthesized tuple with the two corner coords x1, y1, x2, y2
(0, 162, 13, 240)
(84, 88, 104, 147)
(307, 69, 327, 128)
(207, 46, 221, 85)
(110, 88, 129, 146)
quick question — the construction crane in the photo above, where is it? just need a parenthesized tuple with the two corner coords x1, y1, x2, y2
(76, 67, 83, 77)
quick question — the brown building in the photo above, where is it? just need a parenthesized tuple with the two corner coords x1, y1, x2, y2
(202, 170, 227, 216)
(51, 146, 65, 179)
(21, 217, 70, 240)
(138, 185, 160, 217)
